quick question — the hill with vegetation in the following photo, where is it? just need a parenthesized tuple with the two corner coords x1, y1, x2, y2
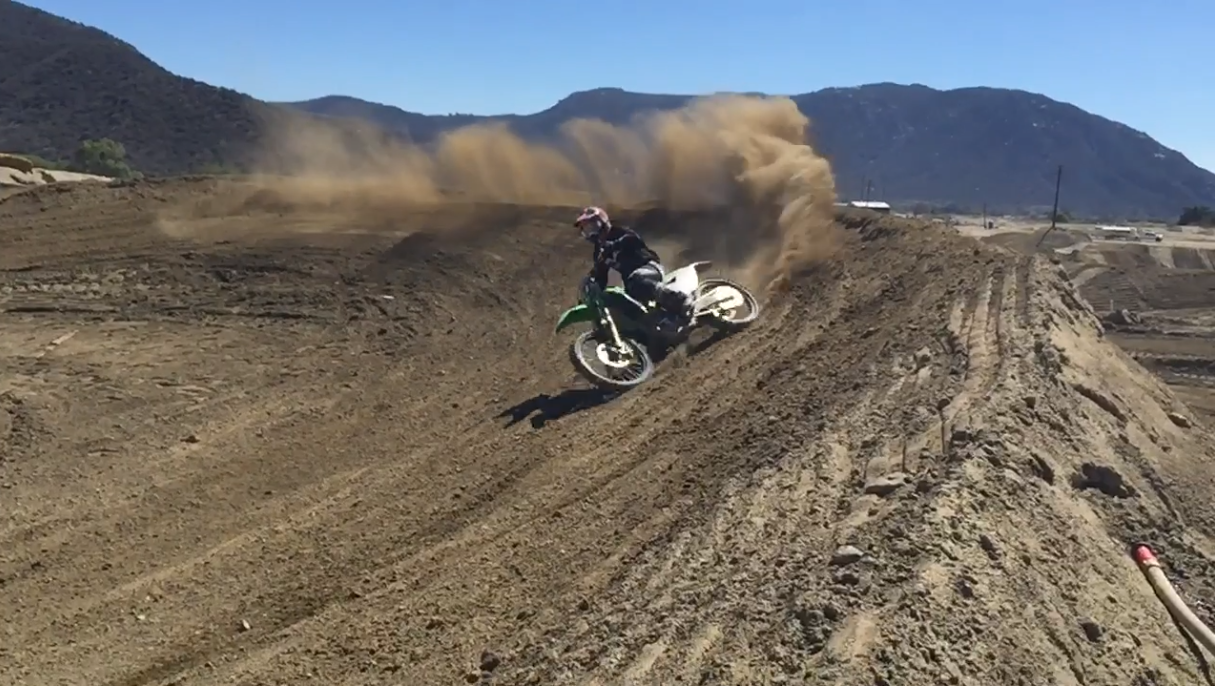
(3, 1, 1213, 217)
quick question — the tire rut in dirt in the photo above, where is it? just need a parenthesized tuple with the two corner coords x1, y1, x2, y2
(9, 183, 1215, 685)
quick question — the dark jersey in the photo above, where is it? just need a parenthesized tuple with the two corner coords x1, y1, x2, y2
(589, 224, 660, 288)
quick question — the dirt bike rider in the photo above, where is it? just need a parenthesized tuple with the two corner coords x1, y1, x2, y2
(575, 206, 694, 329)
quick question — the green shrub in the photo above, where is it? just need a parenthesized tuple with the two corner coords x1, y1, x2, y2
(71, 138, 141, 179)
(1178, 206, 1215, 227)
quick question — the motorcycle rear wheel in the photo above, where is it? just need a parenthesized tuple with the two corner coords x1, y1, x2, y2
(697, 277, 760, 331)
(569, 330, 654, 392)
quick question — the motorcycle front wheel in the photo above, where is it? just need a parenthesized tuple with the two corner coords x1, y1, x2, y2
(569, 330, 654, 392)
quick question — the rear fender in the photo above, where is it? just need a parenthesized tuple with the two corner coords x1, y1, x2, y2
(663, 261, 712, 296)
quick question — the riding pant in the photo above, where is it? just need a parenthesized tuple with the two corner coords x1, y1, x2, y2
(625, 262, 691, 316)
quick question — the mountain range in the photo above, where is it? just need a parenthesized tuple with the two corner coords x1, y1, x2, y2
(2, 0, 1212, 218)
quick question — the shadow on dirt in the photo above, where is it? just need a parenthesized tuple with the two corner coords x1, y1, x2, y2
(500, 329, 736, 430)
(498, 388, 620, 429)
(1167, 607, 1215, 686)
(684, 328, 731, 357)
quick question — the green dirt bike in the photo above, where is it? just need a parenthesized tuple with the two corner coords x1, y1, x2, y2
(555, 261, 760, 392)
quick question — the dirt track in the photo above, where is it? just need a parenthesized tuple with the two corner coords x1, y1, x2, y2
(5, 180, 1215, 685)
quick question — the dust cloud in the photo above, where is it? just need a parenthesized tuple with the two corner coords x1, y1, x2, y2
(190, 95, 841, 292)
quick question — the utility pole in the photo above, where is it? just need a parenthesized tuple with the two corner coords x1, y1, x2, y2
(1036, 165, 1064, 248)
(1049, 164, 1063, 229)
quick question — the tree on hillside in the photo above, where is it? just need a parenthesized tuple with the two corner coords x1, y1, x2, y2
(72, 138, 140, 179)
(1178, 206, 1215, 228)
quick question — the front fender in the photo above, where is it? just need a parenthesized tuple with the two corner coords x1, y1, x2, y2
(555, 304, 596, 333)
(556, 287, 647, 334)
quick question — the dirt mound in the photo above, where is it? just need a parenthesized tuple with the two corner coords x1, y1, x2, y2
(0, 152, 35, 173)
(983, 226, 1092, 254)
(0, 153, 113, 188)
(1054, 241, 1215, 314)
(4, 180, 1215, 685)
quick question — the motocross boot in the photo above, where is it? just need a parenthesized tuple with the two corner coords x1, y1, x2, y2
(656, 289, 694, 330)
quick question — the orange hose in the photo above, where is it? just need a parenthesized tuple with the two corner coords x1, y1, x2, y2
(1134, 545, 1215, 655)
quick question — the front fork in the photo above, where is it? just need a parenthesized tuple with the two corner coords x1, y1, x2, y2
(584, 279, 630, 354)
(598, 309, 628, 352)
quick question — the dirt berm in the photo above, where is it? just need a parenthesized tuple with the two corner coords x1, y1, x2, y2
(4, 180, 1215, 685)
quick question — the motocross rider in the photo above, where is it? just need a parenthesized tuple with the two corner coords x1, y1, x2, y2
(574, 206, 693, 328)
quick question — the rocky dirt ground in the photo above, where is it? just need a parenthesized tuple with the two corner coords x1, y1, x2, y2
(5, 179, 1215, 685)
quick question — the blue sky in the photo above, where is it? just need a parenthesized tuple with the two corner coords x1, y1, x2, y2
(27, 0, 1215, 171)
